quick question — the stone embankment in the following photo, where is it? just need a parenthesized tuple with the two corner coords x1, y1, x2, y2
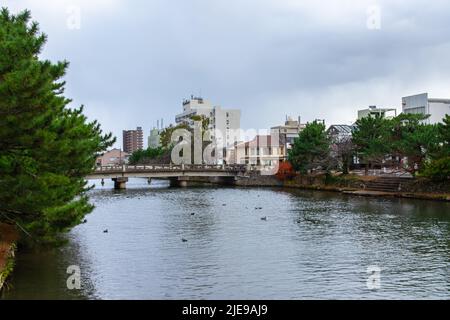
(235, 173, 450, 202)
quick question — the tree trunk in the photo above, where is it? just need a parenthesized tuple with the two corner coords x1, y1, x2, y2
(342, 155, 349, 174)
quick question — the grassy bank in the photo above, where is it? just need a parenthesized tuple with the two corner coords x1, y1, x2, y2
(0, 223, 18, 292)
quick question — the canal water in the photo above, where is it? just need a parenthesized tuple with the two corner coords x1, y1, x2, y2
(2, 179, 450, 299)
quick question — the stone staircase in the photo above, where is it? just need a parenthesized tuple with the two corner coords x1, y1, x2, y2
(364, 177, 412, 192)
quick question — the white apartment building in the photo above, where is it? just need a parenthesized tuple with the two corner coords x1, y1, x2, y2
(402, 93, 450, 124)
(175, 96, 241, 148)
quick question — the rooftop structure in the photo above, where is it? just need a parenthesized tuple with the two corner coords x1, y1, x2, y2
(357, 106, 397, 120)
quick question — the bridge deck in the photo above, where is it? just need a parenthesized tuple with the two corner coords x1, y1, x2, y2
(86, 164, 247, 180)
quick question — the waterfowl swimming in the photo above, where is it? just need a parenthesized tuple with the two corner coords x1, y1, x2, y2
(182, 238, 188, 242)
(261, 217, 267, 221)
(103, 229, 108, 233)
(304, 217, 320, 224)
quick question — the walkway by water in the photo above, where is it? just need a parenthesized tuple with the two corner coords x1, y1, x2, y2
(2, 179, 449, 299)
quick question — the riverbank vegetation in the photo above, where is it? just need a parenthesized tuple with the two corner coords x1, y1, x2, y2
(287, 114, 450, 181)
(128, 147, 168, 165)
(0, 8, 114, 246)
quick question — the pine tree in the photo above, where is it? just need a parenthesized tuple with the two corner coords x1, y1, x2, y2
(423, 114, 450, 180)
(288, 121, 330, 174)
(0, 8, 115, 245)
(352, 114, 391, 175)
(390, 113, 440, 174)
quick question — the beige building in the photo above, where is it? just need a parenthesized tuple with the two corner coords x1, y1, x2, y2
(96, 148, 129, 167)
(231, 135, 285, 166)
(270, 116, 306, 154)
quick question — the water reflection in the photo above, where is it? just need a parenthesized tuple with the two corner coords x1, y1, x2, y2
(3, 179, 450, 299)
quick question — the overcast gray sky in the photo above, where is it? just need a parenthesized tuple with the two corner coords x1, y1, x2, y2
(5, 0, 450, 147)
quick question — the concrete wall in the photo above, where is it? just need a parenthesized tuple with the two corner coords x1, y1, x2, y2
(429, 101, 450, 124)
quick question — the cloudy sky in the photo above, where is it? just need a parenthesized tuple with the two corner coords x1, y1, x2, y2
(4, 0, 450, 147)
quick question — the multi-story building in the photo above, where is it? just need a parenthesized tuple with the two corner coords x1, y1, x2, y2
(232, 135, 285, 166)
(175, 96, 241, 148)
(402, 93, 450, 124)
(148, 127, 161, 149)
(96, 148, 129, 167)
(357, 106, 397, 120)
(122, 127, 143, 154)
(270, 116, 306, 155)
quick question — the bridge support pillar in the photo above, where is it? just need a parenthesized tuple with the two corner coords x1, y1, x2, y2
(178, 180, 188, 187)
(112, 177, 128, 189)
(169, 177, 188, 188)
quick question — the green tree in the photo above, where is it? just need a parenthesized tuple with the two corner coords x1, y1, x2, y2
(128, 147, 167, 165)
(159, 123, 190, 149)
(159, 118, 213, 164)
(352, 114, 391, 175)
(390, 113, 440, 174)
(190, 115, 210, 141)
(288, 121, 330, 174)
(422, 156, 450, 181)
(434, 114, 450, 158)
(423, 114, 450, 180)
(0, 8, 114, 245)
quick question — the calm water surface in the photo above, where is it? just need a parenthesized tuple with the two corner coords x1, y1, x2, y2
(3, 179, 450, 299)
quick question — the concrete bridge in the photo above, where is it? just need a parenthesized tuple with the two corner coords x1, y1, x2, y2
(86, 164, 249, 189)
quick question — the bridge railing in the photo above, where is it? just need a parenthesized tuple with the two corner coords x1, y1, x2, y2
(92, 164, 248, 173)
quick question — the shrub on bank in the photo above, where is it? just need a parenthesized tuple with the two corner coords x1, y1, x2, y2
(422, 157, 450, 182)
